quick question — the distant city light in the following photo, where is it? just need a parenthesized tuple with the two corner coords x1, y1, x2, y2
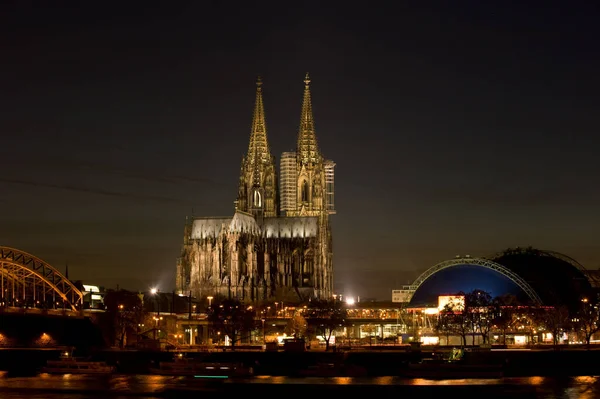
(345, 297, 355, 305)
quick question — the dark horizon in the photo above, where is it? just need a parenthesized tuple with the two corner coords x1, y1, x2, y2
(1, 2, 599, 299)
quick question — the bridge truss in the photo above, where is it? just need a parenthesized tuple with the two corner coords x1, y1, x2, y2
(409, 257, 543, 305)
(0, 246, 83, 311)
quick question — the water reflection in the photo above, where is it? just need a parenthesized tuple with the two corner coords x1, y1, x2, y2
(411, 378, 503, 386)
(374, 376, 394, 385)
(574, 376, 598, 384)
(526, 376, 545, 385)
(332, 377, 352, 385)
(0, 374, 599, 398)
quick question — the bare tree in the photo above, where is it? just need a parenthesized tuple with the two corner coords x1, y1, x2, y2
(434, 311, 453, 346)
(305, 299, 348, 351)
(514, 306, 540, 345)
(439, 302, 470, 347)
(574, 299, 600, 349)
(103, 289, 144, 348)
(207, 299, 255, 350)
(538, 305, 570, 348)
(285, 312, 308, 338)
(491, 295, 519, 345)
(465, 290, 493, 344)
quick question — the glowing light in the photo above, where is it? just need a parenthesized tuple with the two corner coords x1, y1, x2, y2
(345, 297, 355, 305)
(438, 295, 465, 311)
(194, 375, 228, 379)
(150, 288, 158, 294)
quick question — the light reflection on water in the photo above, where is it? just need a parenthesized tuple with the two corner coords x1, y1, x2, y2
(0, 374, 599, 398)
(410, 378, 504, 386)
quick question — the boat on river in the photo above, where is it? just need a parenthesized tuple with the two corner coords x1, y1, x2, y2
(42, 351, 115, 375)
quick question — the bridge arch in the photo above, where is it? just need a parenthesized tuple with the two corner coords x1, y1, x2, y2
(0, 246, 83, 311)
(409, 257, 543, 305)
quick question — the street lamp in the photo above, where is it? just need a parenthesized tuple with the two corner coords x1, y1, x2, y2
(261, 318, 266, 344)
(207, 296, 213, 308)
(150, 288, 161, 340)
(150, 288, 160, 314)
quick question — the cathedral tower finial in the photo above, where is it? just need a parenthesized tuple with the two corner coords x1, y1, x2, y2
(247, 75, 270, 166)
(297, 72, 320, 165)
(236, 77, 278, 217)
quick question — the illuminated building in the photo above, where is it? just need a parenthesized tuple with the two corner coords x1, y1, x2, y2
(176, 74, 335, 302)
(82, 284, 105, 309)
(279, 151, 297, 215)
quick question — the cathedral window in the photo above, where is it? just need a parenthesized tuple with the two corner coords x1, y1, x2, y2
(301, 180, 309, 202)
(253, 190, 262, 207)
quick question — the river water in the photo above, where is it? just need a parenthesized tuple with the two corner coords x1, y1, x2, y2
(0, 373, 598, 398)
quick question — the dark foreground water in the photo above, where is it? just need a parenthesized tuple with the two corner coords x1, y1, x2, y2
(0, 373, 599, 398)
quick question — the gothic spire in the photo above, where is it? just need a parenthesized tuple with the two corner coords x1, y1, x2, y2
(297, 72, 320, 165)
(252, 143, 261, 187)
(247, 76, 271, 168)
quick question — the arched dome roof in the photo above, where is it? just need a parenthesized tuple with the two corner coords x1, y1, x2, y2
(491, 247, 593, 310)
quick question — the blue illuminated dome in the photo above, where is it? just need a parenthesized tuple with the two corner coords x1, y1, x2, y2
(410, 264, 522, 307)
(408, 248, 594, 311)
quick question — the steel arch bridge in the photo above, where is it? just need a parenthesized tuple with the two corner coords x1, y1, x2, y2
(408, 257, 543, 305)
(0, 246, 83, 311)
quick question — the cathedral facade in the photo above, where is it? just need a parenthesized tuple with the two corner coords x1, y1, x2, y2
(176, 74, 335, 303)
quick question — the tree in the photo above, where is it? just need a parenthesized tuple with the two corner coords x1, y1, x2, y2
(103, 289, 144, 348)
(491, 295, 520, 345)
(465, 290, 493, 344)
(574, 299, 600, 349)
(305, 299, 347, 351)
(207, 299, 255, 349)
(514, 306, 540, 345)
(434, 311, 453, 346)
(439, 302, 470, 347)
(285, 312, 307, 338)
(538, 305, 570, 348)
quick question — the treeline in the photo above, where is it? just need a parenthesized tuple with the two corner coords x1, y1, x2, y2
(436, 289, 599, 348)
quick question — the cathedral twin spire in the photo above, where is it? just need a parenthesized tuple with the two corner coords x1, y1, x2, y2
(297, 73, 321, 166)
(247, 76, 272, 174)
(245, 73, 321, 168)
(237, 73, 324, 218)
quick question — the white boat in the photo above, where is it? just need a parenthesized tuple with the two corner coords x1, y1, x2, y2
(150, 354, 252, 377)
(42, 351, 115, 375)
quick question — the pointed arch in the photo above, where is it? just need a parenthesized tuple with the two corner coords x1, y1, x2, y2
(253, 189, 262, 207)
(301, 179, 309, 202)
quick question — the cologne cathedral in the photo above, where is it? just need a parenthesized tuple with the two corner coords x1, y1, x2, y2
(176, 74, 336, 303)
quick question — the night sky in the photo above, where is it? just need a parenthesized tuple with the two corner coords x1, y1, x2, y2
(2, 2, 599, 299)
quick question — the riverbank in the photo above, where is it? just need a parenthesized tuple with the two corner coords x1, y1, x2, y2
(2, 347, 600, 377)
